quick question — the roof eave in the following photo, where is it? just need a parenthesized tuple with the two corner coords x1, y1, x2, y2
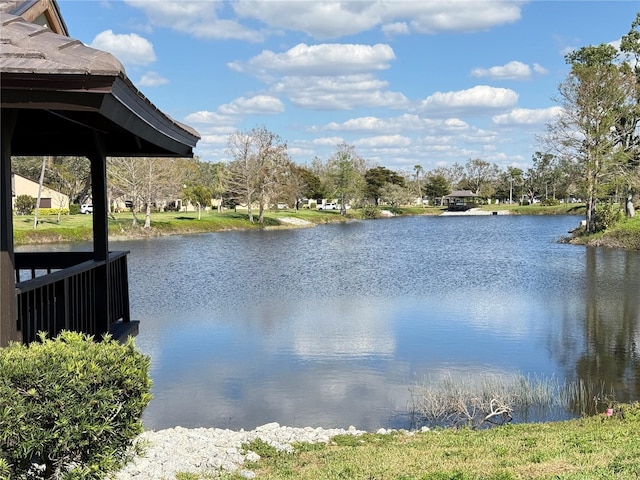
(1, 72, 200, 158)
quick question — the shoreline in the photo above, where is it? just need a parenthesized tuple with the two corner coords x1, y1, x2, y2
(13, 207, 639, 251)
(116, 422, 370, 479)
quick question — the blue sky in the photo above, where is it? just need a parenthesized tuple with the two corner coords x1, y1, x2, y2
(59, 1, 639, 174)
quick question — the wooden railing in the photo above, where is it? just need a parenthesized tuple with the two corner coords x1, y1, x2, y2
(14, 251, 130, 343)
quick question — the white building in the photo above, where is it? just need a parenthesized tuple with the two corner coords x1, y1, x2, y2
(12, 173, 69, 210)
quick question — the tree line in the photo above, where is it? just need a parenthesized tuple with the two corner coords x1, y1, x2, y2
(11, 13, 640, 232)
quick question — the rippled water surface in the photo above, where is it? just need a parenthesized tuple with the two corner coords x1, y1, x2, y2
(49, 215, 640, 430)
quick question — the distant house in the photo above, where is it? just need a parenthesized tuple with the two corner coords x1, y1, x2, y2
(443, 190, 479, 211)
(12, 173, 69, 210)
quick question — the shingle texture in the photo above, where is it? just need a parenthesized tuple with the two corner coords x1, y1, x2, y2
(0, 11, 125, 76)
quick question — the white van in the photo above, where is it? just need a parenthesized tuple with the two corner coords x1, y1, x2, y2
(80, 204, 93, 214)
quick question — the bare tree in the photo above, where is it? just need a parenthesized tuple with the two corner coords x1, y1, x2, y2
(430, 163, 464, 190)
(108, 157, 181, 228)
(253, 128, 290, 223)
(460, 158, 499, 196)
(32, 156, 47, 229)
(227, 130, 259, 223)
(226, 126, 289, 224)
(108, 157, 144, 226)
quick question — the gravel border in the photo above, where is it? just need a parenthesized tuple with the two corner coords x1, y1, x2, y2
(116, 422, 368, 479)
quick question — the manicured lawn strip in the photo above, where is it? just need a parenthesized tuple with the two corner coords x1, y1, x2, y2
(13, 208, 373, 245)
(13, 214, 94, 244)
(225, 406, 640, 480)
(14, 204, 639, 252)
(478, 203, 585, 215)
(13, 211, 304, 245)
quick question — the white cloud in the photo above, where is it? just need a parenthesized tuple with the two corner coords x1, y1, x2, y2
(354, 135, 411, 148)
(533, 63, 548, 75)
(232, 1, 523, 39)
(420, 85, 518, 113)
(200, 134, 230, 145)
(229, 43, 396, 77)
(218, 95, 285, 115)
(273, 75, 408, 110)
(185, 95, 283, 126)
(471, 61, 531, 80)
(124, 0, 263, 41)
(408, 2, 522, 34)
(382, 22, 410, 36)
(138, 71, 169, 87)
(287, 146, 316, 157)
(492, 106, 563, 125)
(320, 116, 390, 132)
(89, 30, 156, 66)
(443, 118, 468, 130)
(312, 136, 345, 146)
(313, 114, 441, 133)
(184, 110, 235, 125)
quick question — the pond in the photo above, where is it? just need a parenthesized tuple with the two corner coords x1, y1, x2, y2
(29, 214, 640, 431)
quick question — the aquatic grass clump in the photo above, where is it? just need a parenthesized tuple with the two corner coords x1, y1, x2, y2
(409, 373, 615, 429)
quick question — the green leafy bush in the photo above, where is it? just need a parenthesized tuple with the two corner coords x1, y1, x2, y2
(36, 208, 70, 216)
(0, 457, 9, 479)
(0, 331, 152, 479)
(541, 198, 560, 206)
(594, 202, 623, 232)
(361, 205, 380, 219)
(69, 204, 80, 215)
(14, 195, 35, 215)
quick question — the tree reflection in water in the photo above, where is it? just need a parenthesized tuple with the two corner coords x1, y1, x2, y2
(559, 247, 640, 415)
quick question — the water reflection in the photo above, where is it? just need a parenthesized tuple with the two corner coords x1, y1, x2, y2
(19, 216, 640, 430)
(553, 248, 640, 411)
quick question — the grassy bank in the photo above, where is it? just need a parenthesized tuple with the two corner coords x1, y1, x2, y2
(478, 203, 585, 216)
(568, 214, 640, 250)
(177, 403, 640, 480)
(12, 207, 433, 246)
(15, 203, 640, 252)
(12, 209, 340, 245)
(12, 204, 581, 246)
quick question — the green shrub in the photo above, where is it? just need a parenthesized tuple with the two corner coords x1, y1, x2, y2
(36, 208, 70, 216)
(0, 331, 152, 479)
(541, 198, 560, 206)
(0, 457, 9, 479)
(361, 204, 380, 219)
(14, 195, 35, 215)
(594, 202, 623, 232)
(69, 204, 80, 215)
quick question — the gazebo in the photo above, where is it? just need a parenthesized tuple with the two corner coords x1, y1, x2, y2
(0, 0, 200, 346)
(443, 190, 479, 211)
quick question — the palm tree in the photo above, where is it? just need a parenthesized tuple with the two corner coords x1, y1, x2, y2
(414, 164, 424, 207)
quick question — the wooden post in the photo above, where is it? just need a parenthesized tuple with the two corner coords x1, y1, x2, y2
(89, 133, 111, 336)
(1, 110, 20, 346)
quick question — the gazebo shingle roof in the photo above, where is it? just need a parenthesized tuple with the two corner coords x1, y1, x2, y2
(0, 12, 124, 76)
(0, 4, 199, 157)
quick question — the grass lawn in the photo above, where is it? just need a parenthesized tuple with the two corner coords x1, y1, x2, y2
(568, 214, 640, 250)
(176, 403, 640, 480)
(12, 207, 434, 245)
(478, 203, 585, 215)
(13, 209, 319, 245)
(13, 203, 639, 251)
